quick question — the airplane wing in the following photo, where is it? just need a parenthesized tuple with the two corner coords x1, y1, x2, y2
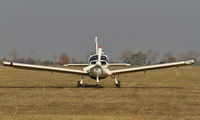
(109, 63, 131, 66)
(63, 64, 88, 67)
(3, 61, 88, 75)
(110, 60, 194, 75)
(64, 63, 131, 67)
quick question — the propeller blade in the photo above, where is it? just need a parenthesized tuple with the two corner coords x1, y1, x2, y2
(98, 47, 102, 62)
(83, 65, 96, 72)
(95, 35, 98, 53)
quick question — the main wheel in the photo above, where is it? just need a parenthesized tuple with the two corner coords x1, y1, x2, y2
(115, 81, 121, 88)
(96, 84, 101, 88)
(77, 81, 81, 88)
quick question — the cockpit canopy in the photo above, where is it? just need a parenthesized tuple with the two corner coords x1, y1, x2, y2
(88, 54, 109, 66)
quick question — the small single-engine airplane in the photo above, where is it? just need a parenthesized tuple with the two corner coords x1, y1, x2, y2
(3, 36, 194, 88)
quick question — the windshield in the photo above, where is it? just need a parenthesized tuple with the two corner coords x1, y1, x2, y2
(88, 54, 109, 63)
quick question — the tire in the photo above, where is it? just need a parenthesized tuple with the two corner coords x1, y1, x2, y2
(115, 81, 121, 88)
(77, 81, 81, 88)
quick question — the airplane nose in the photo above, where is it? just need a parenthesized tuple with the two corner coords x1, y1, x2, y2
(92, 66, 102, 76)
(96, 61, 101, 66)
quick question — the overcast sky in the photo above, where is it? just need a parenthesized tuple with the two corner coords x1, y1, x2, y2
(0, 0, 200, 62)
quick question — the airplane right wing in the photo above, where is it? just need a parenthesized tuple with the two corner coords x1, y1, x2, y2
(110, 60, 194, 75)
(63, 64, 88, 67)
(3, 61, 88, 75)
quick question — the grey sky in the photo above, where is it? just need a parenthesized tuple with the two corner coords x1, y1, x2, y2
(0, 0, 200, 61)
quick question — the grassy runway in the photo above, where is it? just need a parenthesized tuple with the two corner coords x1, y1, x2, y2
(0, 66, 200, 120)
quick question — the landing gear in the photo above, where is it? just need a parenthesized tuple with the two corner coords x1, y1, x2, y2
(95, 77, 101, 88)
(77, 81, 81, 88)
(115, 81, 120, 88)
(77, 76, 84, 88)
(115, 77, 121, 88)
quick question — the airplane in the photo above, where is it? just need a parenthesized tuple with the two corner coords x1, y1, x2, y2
(3, 36, 194, 88)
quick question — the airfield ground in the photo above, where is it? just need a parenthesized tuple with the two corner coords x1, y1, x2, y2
(0, 66, 200, 120)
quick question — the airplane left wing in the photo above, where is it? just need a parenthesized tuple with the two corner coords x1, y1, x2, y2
(3, 61, 88, 75)
(110, 60, 194, 75)
(109, 63, 131, 66)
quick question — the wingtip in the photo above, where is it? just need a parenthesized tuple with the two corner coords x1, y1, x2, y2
(3, 61, 13, 66)
(185, 60, 195, 65)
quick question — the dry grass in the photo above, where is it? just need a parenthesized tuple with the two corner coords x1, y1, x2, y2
(0, 66, 200, 120)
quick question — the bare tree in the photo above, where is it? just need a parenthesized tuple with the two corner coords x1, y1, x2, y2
(178, 50, 200, 63)
(52, 53, 58, 64)
(26, 48, 38, 64)
(9, 48, 19, 61)
(71, 57, 77, 63)
(59, 53, 70, 65)
(146, 49, 158, 65)
(30, 48, 37, 61)
(120, 50, 132, 63)
(160, 52, 176, 63)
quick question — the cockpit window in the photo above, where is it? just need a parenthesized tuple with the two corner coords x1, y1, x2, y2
(101, 56, 108, 61)
(88, 55, 109, 62)
(89, 55, 98, 61)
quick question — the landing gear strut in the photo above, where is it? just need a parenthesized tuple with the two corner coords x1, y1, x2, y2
(96, 77, 101, 88)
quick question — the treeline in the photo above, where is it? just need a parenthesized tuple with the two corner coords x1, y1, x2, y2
(0, 48, 200, 66)
(121, 49, 200, 66)
(0, 48, 70, 66)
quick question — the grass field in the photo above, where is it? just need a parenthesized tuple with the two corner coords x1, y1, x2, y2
(0, 65, 200, 120)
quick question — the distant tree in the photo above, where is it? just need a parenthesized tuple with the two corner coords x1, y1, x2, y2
(30, 48, 37, 61)
(0, 57, 7, 65)
(178, 50, 200, 64)
(43, 60, 53, 66)
(71, 57, 77, 63)
(58, 53, 70, 65)
(26, 57, 36, 64)
(9, 48, 19, 61)
(120, 50, 132, 63)
(130, 51, 148, 66)
(121, 50, 149, 66)
(52, 53, 58, 64)
(17, 57, 26, 63)
(160, 52, 176, 63)
(146, 49, 158, 65)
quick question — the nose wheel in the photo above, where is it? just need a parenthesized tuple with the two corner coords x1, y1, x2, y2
(77, 81, 80, 87)
(95, 77, 101, 88)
